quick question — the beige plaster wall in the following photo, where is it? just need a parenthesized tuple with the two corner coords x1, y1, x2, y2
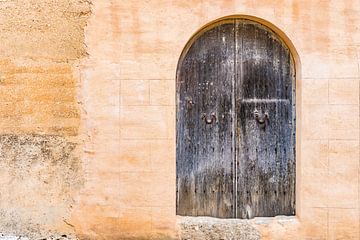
(0, 0, 91, 238)
(115, 0, 360, 239)
(1, 0, 358, 239)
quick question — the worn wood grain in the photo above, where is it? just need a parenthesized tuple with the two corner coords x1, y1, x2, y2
(235, 20, 295, 218)
(176, 21, 236, 218)
(176, 19, 296, 219)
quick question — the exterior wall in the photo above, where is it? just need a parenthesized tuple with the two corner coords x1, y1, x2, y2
(0, 0, 90, 238)
(0, 0, 359, 239)
(116, 0, 360, 239)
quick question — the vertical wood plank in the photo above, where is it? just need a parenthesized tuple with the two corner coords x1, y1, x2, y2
(235, 20, 296, 218)
(176, 21, 236, 218)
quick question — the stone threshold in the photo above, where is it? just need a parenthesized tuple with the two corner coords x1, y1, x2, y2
(177, 215, 298, 240)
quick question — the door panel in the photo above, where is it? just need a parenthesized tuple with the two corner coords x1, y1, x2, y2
(235, 20, 295, 218)
(236, 101, 295, 218)
(176, 21, 236, 218)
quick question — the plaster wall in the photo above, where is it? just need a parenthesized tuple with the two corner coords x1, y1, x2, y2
(0, 0, 360, 239)
(0, 0, 90, 238)
(115, 0, 360, 239)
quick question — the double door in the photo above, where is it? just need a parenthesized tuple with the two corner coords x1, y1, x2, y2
(176, 19, 295, 219)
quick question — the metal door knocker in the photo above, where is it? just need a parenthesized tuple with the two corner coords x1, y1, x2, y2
(187, 99, 195, 109)
(254, 109, 269, 129)
(202, 113, 217, 125)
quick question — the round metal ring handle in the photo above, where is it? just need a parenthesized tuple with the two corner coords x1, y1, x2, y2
(186, 99, 195, 109)
(202, 113, 217, 125)
(254, 110, 269, 125)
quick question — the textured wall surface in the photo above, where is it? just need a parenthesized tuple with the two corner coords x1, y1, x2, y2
(0, 0, 90, 238)
(117, 0, 360, 239)
(1, 0, 360, 239)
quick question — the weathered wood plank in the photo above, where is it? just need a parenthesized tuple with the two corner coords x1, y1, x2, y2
(176, 21, 236, 218)
(235, 20, 296, 218)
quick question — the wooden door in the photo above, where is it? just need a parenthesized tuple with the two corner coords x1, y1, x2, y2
(176, 21, 236, 218)
(235, 20, 296, 218)
(176, 19, 295, 219)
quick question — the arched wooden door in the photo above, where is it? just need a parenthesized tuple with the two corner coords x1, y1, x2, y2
(176, 19, 295, 219)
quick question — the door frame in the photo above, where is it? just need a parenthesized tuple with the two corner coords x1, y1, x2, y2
(176, 15, 302, 218)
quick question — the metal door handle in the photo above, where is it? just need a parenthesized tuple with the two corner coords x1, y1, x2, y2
(254, 110, 269, 125)
(187, 99, 194, 109)
(202, 113, 216, 124)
